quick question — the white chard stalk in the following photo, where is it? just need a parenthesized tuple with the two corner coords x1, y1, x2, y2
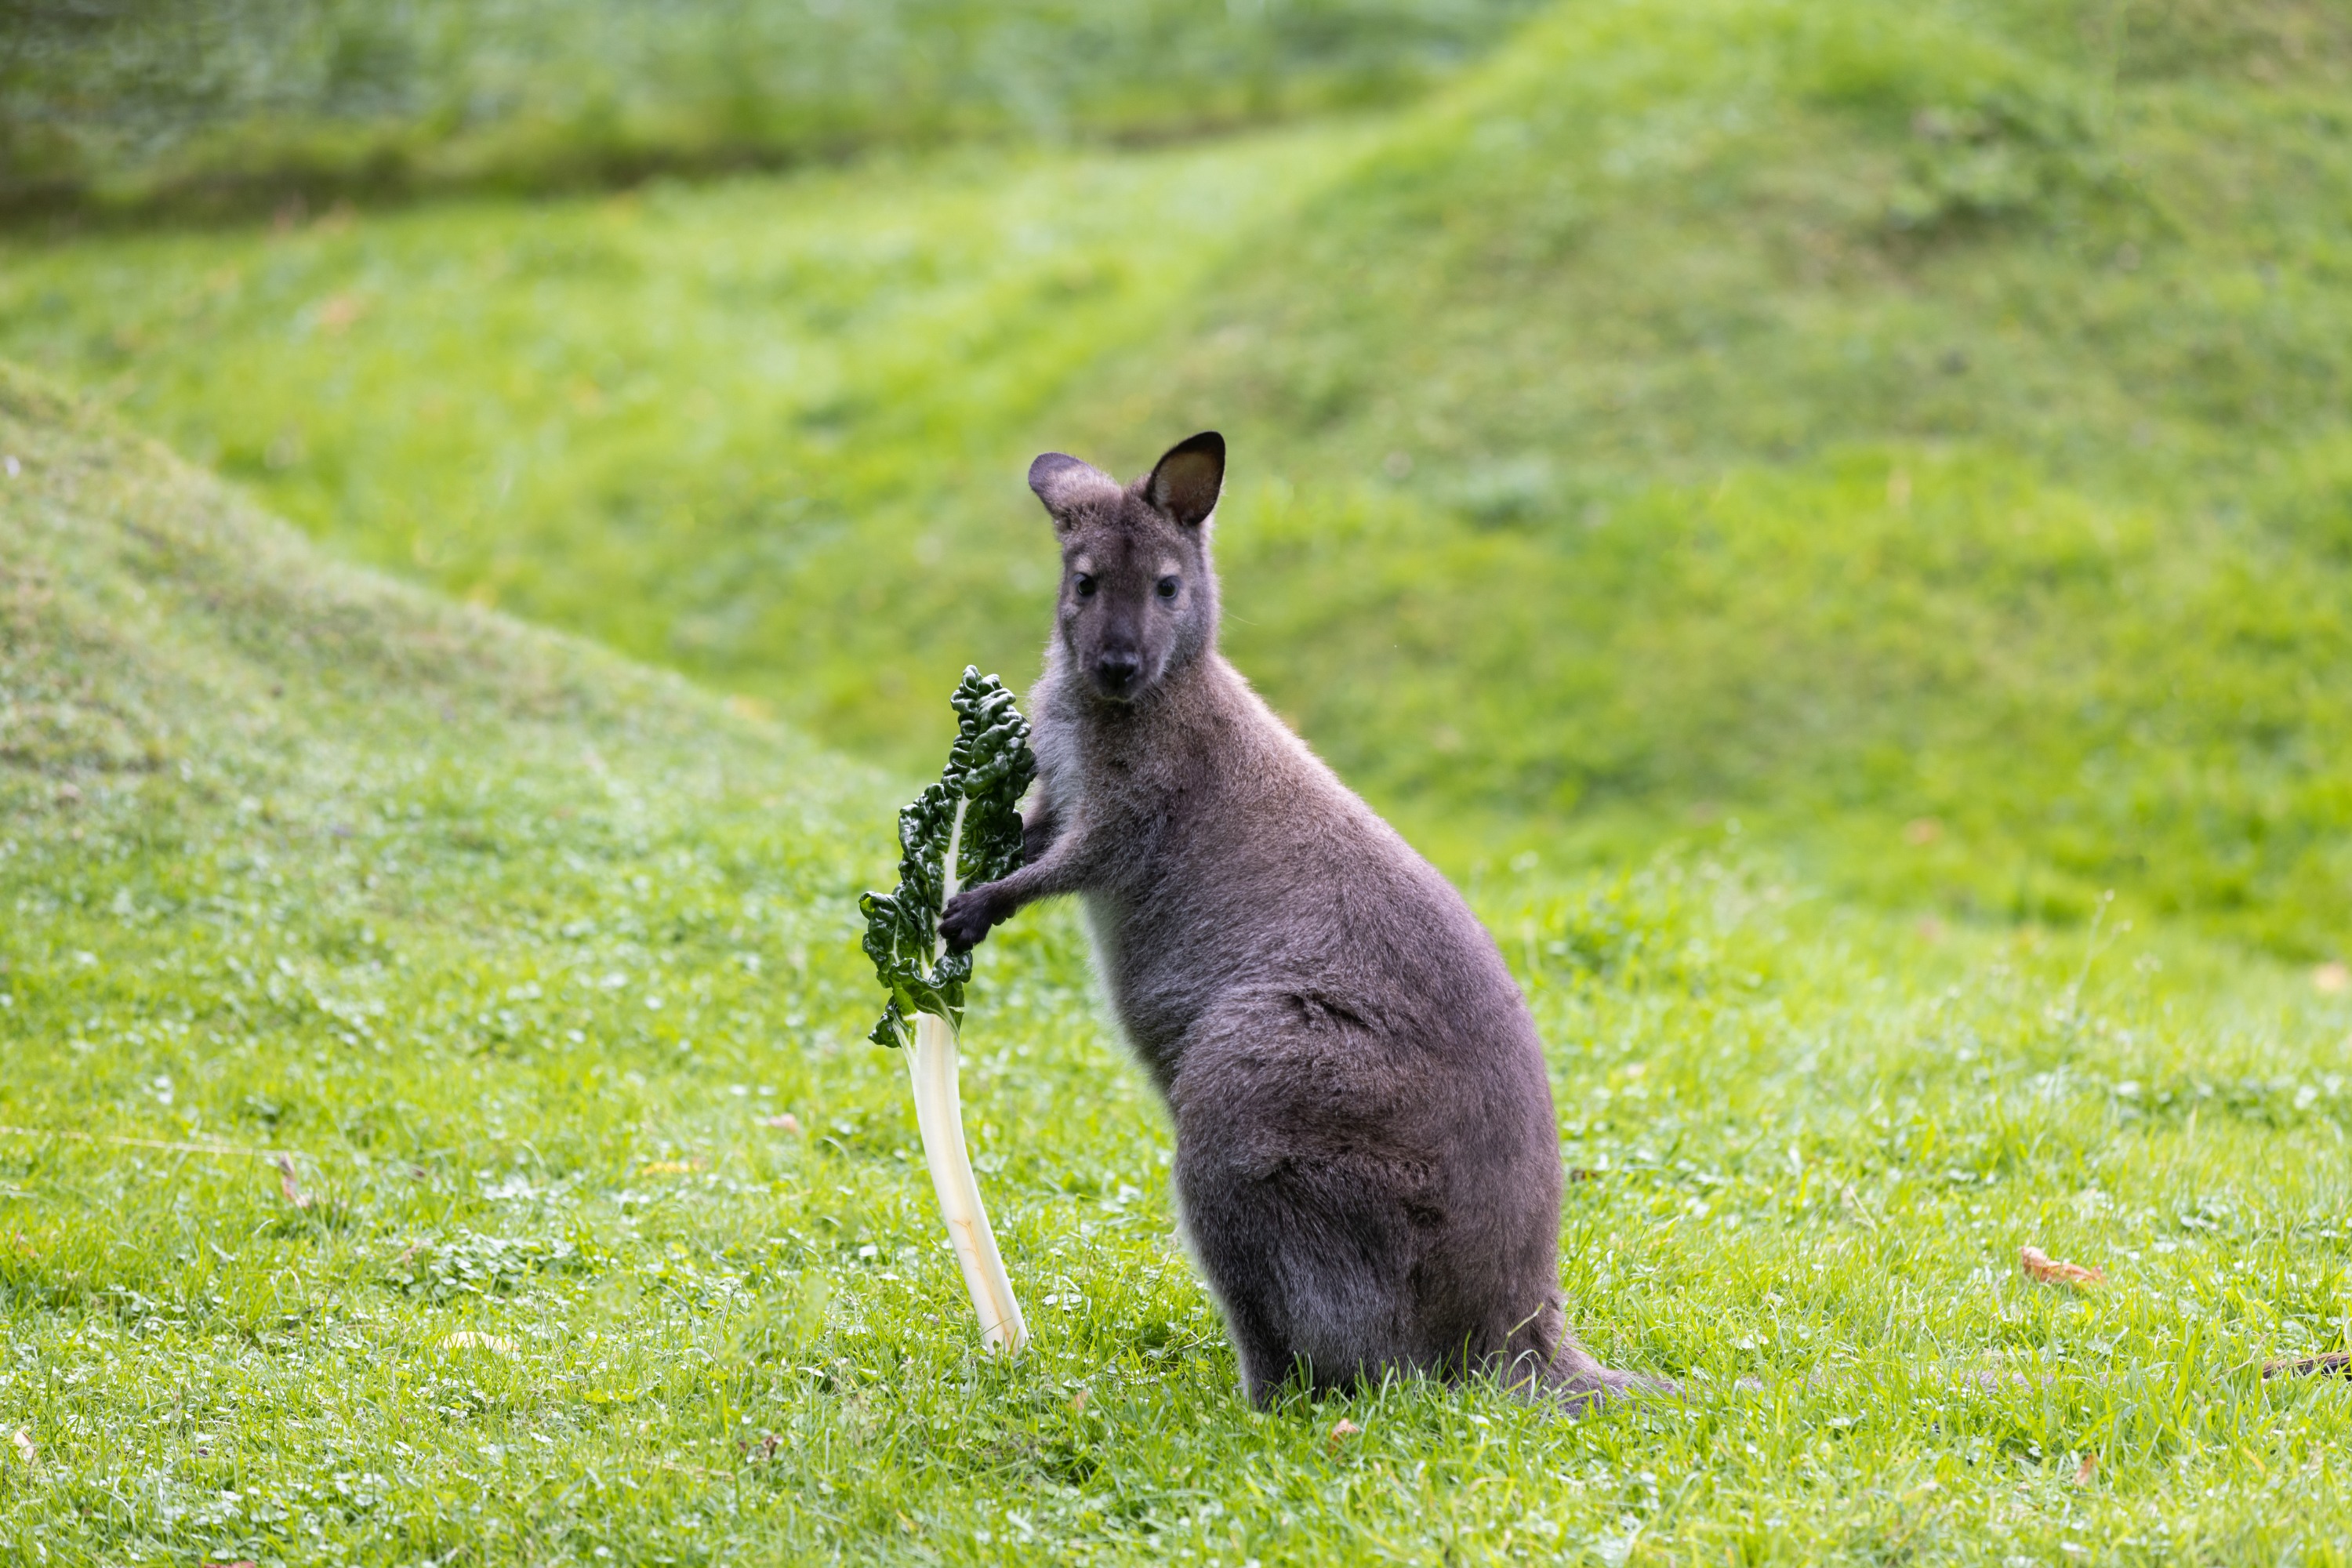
(908, 1010, 1026, 1352)
(858, 670, 1034, 1355)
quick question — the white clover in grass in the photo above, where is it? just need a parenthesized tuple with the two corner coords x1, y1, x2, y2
(858, 666, 1035, 1354)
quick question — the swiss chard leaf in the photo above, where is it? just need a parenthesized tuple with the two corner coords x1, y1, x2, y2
(858, 666, 1036, 1047)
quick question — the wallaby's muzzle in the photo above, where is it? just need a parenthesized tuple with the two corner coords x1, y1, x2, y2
(1093, 648, 1144, 697)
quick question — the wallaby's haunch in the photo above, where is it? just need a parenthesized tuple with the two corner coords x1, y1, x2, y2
(939, 431, 1661, 1410)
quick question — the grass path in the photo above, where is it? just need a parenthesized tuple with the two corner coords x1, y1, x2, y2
(6, 371, 2352, 1564)
(0, 123, 1371, 759)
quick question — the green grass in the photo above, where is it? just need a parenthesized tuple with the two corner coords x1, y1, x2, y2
(7, 9, 2352, 1552)
(7, 372, 2352, 1564)
(3, 0, 2350, 956)
(1062, 0, 2352, 939)
(0, 0, 1541, 218)
(0, 122, 1370, 739)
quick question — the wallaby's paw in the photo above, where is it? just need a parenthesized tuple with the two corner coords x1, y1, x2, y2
(937, 888, 996, 952)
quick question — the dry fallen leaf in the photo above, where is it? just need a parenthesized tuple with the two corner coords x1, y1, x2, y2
(1329, 1418, 1363, 1443)
(273, 1152, 314, 1210)
(757, 1113, 802, 1134)
(2020, 1246, 2106, 1288)
(641, 1159, 706, 1175)
(10, 1427, 32, 1463)
(438, 1330, 517, 1356)
(2074, 1453, 2099, 1486)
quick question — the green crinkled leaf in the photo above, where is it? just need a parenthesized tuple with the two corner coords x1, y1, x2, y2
(858, 666, 1036, 1047)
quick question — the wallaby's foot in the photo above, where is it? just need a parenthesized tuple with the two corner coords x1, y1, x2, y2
(1552, 1373, 1677, 1417)
(937, 886, 1000, 951)
(1547, 1350, 1679, 1416)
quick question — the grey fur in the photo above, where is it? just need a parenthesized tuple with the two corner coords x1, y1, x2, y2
(941, 431, 1661, 1410)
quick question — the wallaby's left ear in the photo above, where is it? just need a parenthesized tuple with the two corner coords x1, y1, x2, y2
(1145, 430, 1225, 529)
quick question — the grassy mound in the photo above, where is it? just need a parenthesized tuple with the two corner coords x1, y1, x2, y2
(1101, 0, 2352, 490)
(5, 367, 2352, 1563)
(1072, 0, 2352, 946)
(4, 0, 2348, 956)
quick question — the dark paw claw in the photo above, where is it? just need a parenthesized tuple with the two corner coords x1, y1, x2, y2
(938, 891, 993, 952)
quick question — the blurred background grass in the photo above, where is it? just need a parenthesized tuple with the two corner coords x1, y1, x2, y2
(2, 0, 2348, 955)
(0, 0, 1543, 217)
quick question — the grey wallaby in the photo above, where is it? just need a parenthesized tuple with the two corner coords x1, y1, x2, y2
(939, 431, 1662, 1410)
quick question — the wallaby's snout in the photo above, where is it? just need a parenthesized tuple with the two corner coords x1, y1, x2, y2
(1080, 565, 1152, 699)
(1094, 644, 1143, 697)
(1071, 564, 1166, 702)
(1028, 433, 1225, 707)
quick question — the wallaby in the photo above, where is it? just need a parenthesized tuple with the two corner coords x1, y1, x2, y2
(939, 431, 1662, 1410)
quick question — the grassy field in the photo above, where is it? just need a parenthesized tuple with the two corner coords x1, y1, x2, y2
(7, 368, 2352, 1566)
(3, 0, 2349, 955)
(5, 0, 2352, 1560)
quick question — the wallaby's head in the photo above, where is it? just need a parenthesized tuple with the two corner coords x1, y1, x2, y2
(1027, 430, 1224, 704)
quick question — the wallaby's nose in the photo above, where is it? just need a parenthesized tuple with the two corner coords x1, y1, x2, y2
(1095, 649, 1142, 693)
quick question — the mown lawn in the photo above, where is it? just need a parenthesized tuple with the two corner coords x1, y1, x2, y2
(6, 343, 2352, 1568)
(5, 2, 2352, 1561)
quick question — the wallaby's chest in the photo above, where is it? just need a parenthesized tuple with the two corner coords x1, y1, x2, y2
(1040, 708, 1199, 848)
(1033, 700, 1238, 1061)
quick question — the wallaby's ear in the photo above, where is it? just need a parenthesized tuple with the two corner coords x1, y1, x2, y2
(1028, 452, 1119, 529)
(1146, 430, 1225, 528)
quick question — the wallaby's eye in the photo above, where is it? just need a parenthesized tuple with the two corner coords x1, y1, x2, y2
(1156, 575, 1181, 601)
(1074, 573, 1097, 599)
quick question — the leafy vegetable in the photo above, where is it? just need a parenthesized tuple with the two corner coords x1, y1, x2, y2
(859, 667, 1036, 1047)
(857, 666, 1036, 1353)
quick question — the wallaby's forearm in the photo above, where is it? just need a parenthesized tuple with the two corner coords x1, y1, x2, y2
(938, 826, 1093, 950)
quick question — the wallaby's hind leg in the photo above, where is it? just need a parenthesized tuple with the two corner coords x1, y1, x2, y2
(1174, 1138, 1419, 1406)
(1179, 1181, 1413, 1406)
(1185, 1163, 1675, 1414)
(1219, 1300, 1301, 1409)
(1491, 1293, 1673, 1414)
(1176, 1194, 1308, 1401)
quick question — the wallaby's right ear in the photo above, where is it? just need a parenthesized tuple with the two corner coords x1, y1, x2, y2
(1028, 452, 1119, 531)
